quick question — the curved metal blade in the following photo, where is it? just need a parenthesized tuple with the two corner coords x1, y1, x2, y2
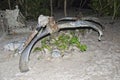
(58, 20, 103, 40)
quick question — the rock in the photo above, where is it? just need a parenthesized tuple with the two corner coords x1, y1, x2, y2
(3, 39, 25, 51)
(51, 49, 61, 58)
(4, 42, 22, 51)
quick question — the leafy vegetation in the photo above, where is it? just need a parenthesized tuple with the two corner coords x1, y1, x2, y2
(90, 0, 120, 19)
(0, 0, 119, 20)
(18, 0, 50, 20)
(34, 31, 87, 53)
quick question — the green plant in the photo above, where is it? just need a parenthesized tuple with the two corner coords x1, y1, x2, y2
(17, 0, 50, 20)
(112, 0, 120, 19)
(34, 31, 87, 53)
(69, 34, 87, 52)
(77, 44, 87, 52)
(70, 36, 80, 45)
(90, 0, 120, 19)
(34, 47, 43, 52)
(28, 0, 50, 19)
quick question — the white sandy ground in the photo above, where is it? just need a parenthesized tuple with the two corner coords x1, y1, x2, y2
(0, 17, 120, 80)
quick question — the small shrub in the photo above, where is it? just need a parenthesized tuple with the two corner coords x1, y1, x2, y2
(90, 0, 120, 19)
(34, 31, 87, 53)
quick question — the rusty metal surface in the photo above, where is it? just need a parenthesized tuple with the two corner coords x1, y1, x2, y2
(47, 17, 59, 33)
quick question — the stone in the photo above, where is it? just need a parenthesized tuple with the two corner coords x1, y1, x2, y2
(51, 49, 61, 58)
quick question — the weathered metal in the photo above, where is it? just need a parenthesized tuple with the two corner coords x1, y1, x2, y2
(19, 28, 49, 72)
(57, 16, 105, 31)
(19, 15, 104, 72)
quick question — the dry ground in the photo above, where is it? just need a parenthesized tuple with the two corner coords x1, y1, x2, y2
(0, 10, 120, 80)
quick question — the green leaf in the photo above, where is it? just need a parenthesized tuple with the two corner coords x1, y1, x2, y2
(34, 47, 42, 52)
(77, 44, 87, 52)
(70, 36, 79, 45)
